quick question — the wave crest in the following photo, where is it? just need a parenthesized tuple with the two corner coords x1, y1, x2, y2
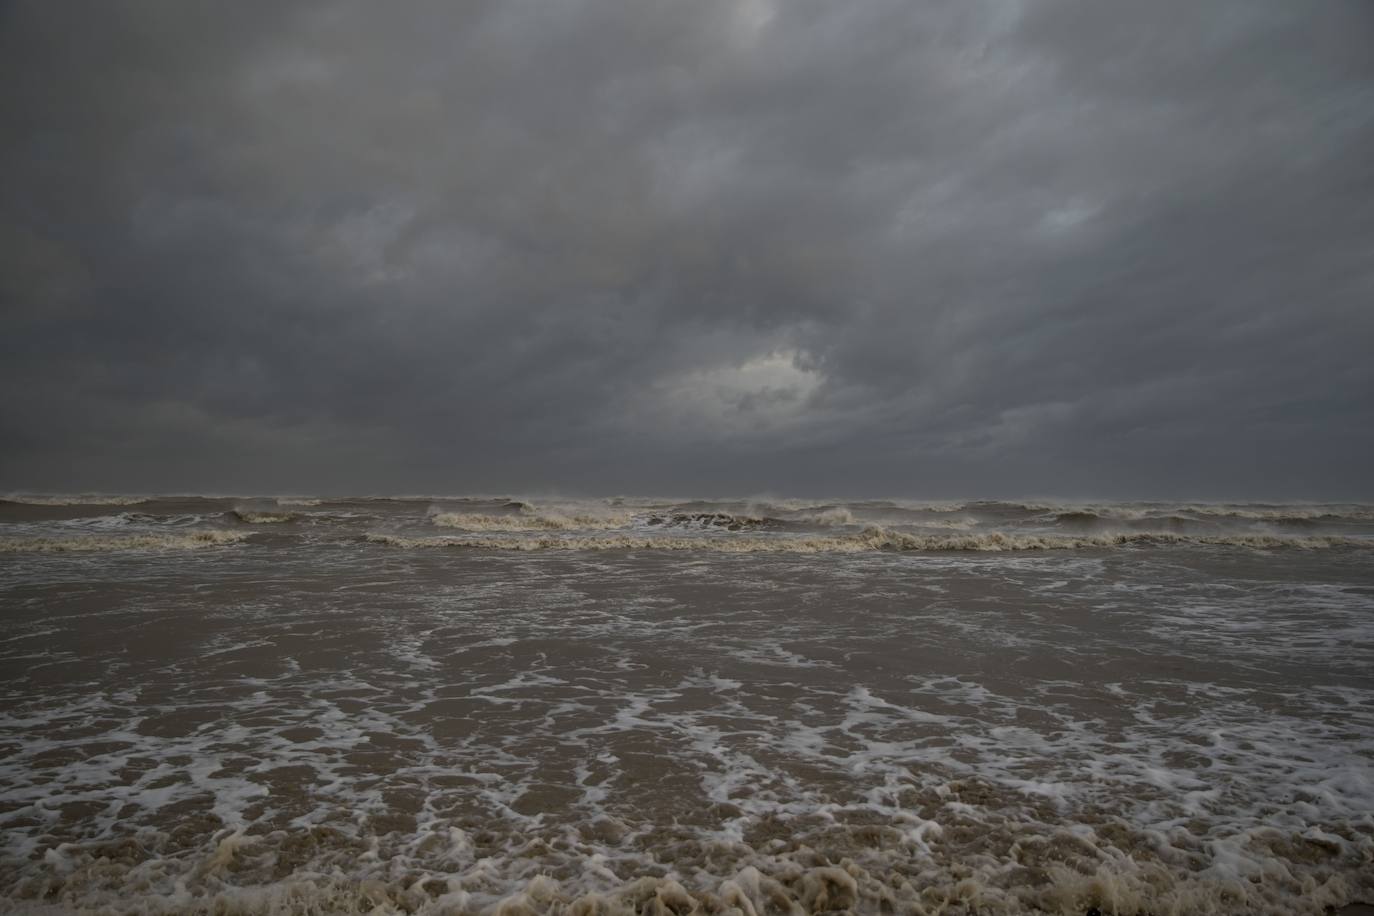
(0, 531, 248, 553)
(231, 509, 299, 524)
(790, 506, 857, 526)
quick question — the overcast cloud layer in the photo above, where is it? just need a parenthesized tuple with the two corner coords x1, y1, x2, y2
(2, 0, 1371, 498)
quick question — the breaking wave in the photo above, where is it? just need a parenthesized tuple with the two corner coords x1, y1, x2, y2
(0, 531, 248, 553)
(230, 509, 299, 524)
(786, 506, 857, 526)
(646, 512, 771, 530)
(429, 511, 634, 532)
(366, 529, 1374, 553)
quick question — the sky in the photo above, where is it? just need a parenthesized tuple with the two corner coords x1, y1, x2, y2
(2, 0, 1371, 499)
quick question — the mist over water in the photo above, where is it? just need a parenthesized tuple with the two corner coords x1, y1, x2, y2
(1, 495, 1372, 914)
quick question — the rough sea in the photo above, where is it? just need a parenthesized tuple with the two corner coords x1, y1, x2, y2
(1, 495, 1371, 915)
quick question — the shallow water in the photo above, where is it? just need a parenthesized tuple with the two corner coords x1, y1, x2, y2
(1, 496, 1372, 914)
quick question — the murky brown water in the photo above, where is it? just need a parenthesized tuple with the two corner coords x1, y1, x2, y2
(2, 496, 1372, 913)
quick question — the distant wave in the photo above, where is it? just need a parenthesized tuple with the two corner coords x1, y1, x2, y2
(275, 497, 323, 507)
(0, 531, 248, 553)
(1048, 504, 1371, 525)
(1, 494, 147, 507)
(866, 500, 1374, 524)
(1176, 504, 1374, 522)
(366, 529, 1373, 553)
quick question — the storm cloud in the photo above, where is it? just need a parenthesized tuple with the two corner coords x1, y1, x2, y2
(2, 0, 1371, 497)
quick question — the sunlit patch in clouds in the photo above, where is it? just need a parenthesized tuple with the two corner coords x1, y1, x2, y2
(1038, 202, 1099, 234)
(640, 349, 824, 438)
(729, 0, 776, 47)
(325, 201, 416, 286)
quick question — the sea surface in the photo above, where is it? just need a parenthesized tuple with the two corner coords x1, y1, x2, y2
(1, 494, 1372, 915)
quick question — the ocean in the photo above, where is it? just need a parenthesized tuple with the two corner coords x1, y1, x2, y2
(1, 495, 1371, 914)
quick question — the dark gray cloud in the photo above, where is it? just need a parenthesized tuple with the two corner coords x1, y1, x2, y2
(2, 0, 1372, 497)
